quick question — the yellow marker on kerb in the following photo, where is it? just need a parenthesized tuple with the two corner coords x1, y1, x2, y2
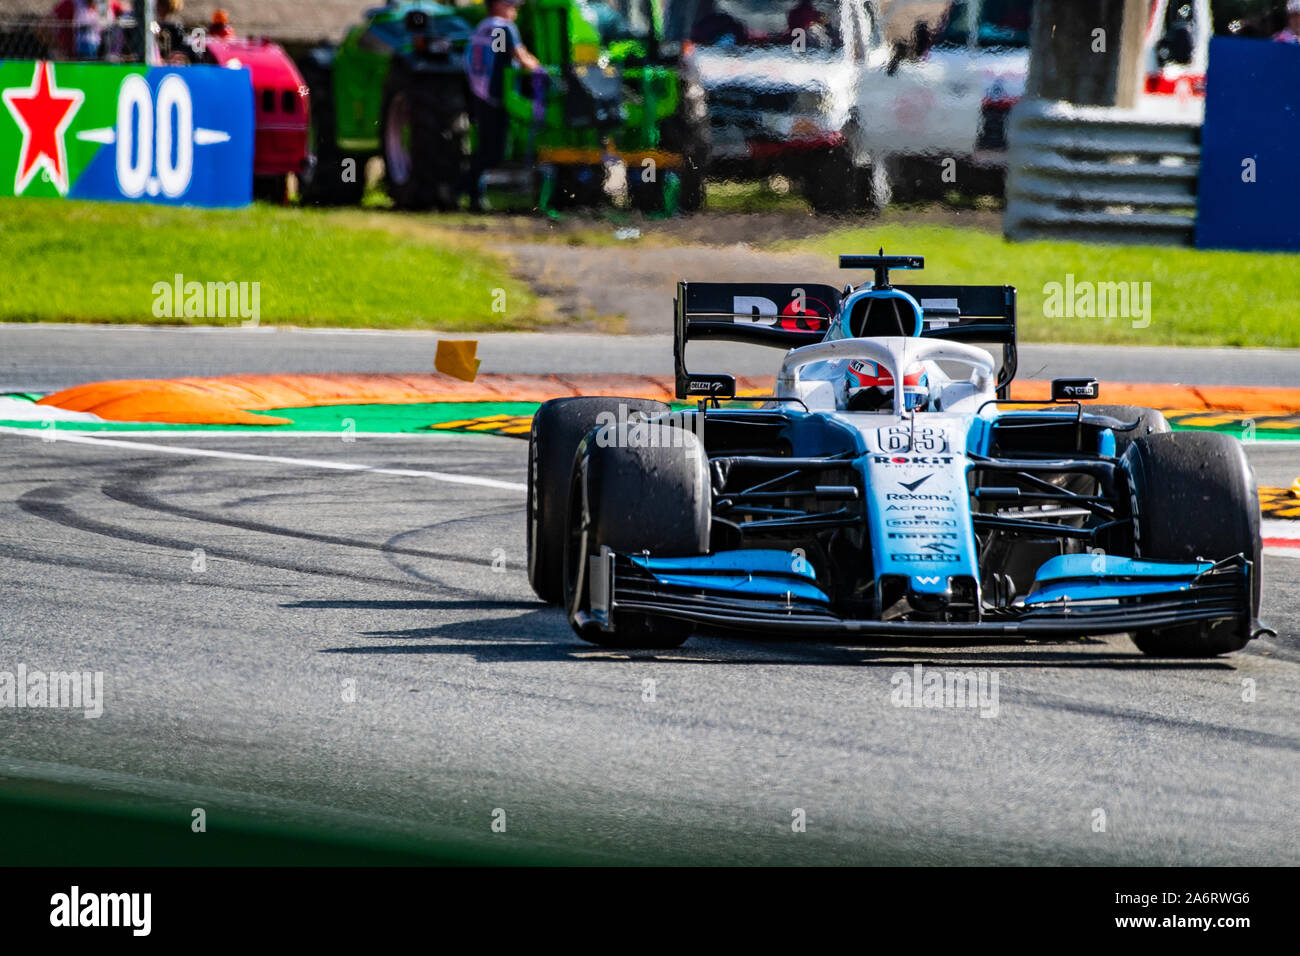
(435, 340, 481, 383)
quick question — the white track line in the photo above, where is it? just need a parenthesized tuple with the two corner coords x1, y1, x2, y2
(0, 425, 526, 492)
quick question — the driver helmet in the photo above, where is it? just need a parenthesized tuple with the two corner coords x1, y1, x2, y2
(848, 360, 930, 411)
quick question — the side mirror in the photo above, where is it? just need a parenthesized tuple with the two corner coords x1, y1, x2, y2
(1051, 378, 1100, 402)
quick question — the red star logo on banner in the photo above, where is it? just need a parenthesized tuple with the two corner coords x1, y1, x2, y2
(2, 61, 84, 196)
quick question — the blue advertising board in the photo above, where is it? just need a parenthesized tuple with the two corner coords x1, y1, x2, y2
(0, 60, 253, 207)
(1196, 36, 1300, 251)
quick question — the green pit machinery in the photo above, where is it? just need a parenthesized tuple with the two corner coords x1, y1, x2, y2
(297, 0, 708, 214)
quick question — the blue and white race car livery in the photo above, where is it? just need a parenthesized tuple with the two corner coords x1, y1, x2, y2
(526, 254, 1269, 657)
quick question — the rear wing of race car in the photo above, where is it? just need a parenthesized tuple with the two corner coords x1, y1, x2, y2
(673, 282, 843, 398)
(674, 270, 1018, 399)
(898, 283, 1019, 398)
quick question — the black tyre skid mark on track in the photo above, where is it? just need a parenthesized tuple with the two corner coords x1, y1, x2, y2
(0, 541, 276, 595)
(18, 481, 462, 597)
(18, 453, 1294, 756)
(96, 461, 525, 591)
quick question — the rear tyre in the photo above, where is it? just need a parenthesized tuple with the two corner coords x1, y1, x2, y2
(804, 146, 874, 214)
(381, 64, 468, 211)
(628, 173, 666, 214)
(253, 174, 290, 204)
(527, 397, 670, 604)
(1123, 432, 1261, 657)
(1087, 404, 1169, 456)
(547, 165, 607, 209)
(297, 53, 366, 206)
(563, 422, 710, 649)
(659, 82, 710, 213)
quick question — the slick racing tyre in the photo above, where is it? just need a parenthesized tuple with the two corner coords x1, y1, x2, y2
(528, 397, 670, 604)
(1123, 432, 1261, 657)
(563, 421, 710, 650)
(1087, 404, 1169, 456)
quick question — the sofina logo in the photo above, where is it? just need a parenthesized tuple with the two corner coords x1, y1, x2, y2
(2, 61, 83, 195)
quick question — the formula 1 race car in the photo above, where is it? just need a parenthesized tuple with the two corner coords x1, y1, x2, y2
(527, 254, 1268, 657)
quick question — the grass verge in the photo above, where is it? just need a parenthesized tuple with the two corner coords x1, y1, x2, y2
(782, 219, 1300, 348)
(0, 199, 552, 329)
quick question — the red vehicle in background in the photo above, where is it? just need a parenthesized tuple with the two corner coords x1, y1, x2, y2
(200, 36, 310, 201)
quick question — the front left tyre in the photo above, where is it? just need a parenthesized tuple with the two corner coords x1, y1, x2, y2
(527, 397, 670, 604)
(563, 421, 710, 650)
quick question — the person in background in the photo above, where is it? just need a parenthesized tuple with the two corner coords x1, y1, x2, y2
(463, 0, 543, 212)
(1274, 0, 1300, 42)
(151, 0, 191, 63)
(208, 8, 235, 40)
(691, 0, 745, 46)
(788, 0, 824, 34)
(49, 0, 125, 60)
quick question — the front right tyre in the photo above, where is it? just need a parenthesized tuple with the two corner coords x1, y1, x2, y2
(1122, 432, 1262, 657)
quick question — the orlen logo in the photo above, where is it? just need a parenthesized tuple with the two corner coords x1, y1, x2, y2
(733, 293, 830, 332)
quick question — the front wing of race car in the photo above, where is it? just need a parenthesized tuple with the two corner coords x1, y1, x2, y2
(577, 547, 1255, 637)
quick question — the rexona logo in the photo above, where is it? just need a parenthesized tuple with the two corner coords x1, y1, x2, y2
(886, 493, 950, 501)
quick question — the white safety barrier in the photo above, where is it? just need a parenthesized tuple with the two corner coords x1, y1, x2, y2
(1004, 99, 1201, 246)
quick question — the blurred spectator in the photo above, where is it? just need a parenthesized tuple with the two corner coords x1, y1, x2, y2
(463, 0, 542, 212)
(50, 0, 125, 60)
(152, 0, 191, 64)
(692, 0, 745, 46)
(209, 8, 235, 40)
(1274, 0, 1300, 42)
(788, 0, 825, 34)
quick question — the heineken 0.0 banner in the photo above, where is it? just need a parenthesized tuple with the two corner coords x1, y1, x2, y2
(0, 60, 253, 206)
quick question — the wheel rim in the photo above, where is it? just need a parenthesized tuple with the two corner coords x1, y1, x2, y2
(384, 92, 413, 186)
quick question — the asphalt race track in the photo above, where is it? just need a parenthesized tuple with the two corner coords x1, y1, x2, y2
(1, 327, 1298, 864)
